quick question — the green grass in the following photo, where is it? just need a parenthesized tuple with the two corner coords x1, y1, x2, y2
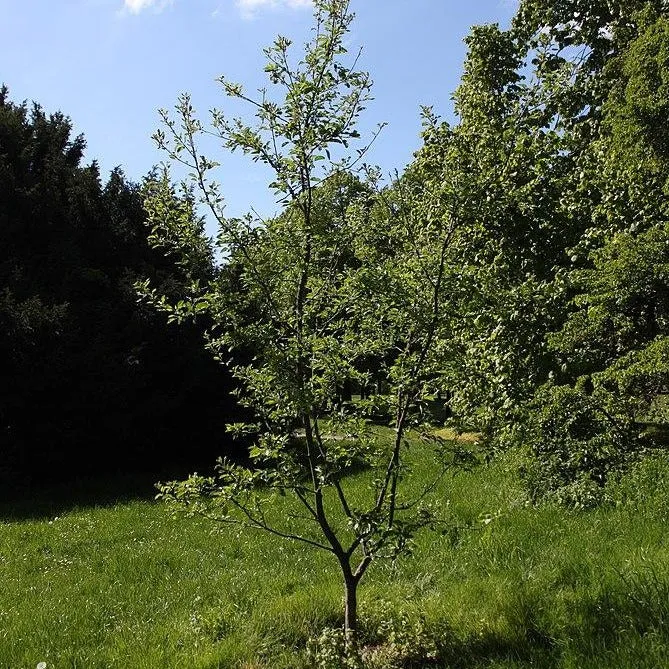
(2, 442, 669, 668)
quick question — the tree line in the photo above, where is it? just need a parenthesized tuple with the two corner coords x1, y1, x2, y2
(0, 87, 242, 492)
(432, 0, 669, 506)
(1, 1, 667, 511)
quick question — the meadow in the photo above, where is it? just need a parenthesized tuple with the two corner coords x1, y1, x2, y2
(2, 436, 669, 668)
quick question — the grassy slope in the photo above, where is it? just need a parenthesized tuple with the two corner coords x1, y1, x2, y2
(2, 442, 669, 668)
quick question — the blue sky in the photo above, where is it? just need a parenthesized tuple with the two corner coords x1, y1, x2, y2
(1, 0, 517, 218)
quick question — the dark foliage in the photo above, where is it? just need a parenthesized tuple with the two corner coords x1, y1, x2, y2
(0, 87, 242, 494)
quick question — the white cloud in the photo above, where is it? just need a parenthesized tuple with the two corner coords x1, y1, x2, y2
(236, 0, 312, 20)
(123, 0, 172, 14)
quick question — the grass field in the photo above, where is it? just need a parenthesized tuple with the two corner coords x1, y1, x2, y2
(2, 438, 669, 668)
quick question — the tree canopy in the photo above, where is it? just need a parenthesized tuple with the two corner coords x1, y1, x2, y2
(0, 87, 240, 490)
(404, 0, 669, 506)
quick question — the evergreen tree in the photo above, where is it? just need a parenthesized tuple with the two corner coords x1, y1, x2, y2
(0, 87, 239, 491)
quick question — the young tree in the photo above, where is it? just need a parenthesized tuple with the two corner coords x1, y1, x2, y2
(142, 0, 469, 651)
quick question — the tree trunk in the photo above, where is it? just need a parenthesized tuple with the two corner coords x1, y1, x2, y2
(344, 573, 358, 647)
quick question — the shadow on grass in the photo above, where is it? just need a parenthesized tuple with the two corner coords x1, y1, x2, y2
(0, 460, 220, 522)
(438, 631, 559, 669)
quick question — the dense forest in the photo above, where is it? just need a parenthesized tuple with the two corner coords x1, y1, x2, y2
(0, 86, 242, 491)
(2, 0, 669, 665)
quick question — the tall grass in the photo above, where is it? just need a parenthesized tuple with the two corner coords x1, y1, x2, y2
(2, 442, 668, 667)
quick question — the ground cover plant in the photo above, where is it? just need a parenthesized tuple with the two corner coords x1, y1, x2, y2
(2, 440, 669, 667)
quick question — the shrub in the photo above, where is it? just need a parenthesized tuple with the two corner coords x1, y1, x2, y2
(521, 384, 644, 507)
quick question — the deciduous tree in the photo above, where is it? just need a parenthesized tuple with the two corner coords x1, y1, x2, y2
(144, 0, 472, 651)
